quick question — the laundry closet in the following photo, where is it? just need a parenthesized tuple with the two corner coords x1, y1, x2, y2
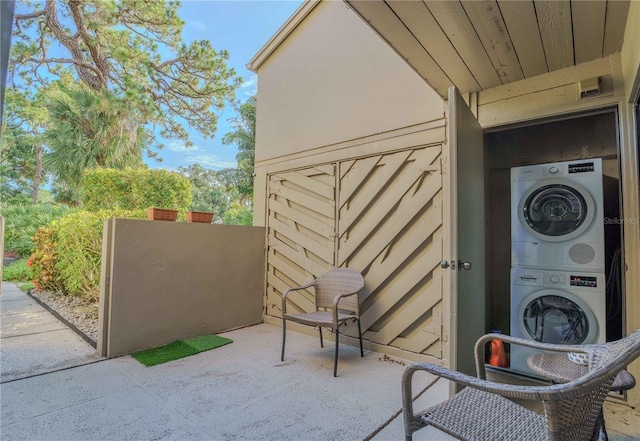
(483, 109, 624, 376)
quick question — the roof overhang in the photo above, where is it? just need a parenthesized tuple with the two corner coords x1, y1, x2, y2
(345, 0, 631, 98)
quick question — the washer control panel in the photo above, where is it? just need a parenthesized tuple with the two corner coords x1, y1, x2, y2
(512, 268, 602, 289)
(570, 275, 598, 288)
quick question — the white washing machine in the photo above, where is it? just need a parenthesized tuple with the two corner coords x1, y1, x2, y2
(511, 159, 605, 272)
(510, 268, 606, 376)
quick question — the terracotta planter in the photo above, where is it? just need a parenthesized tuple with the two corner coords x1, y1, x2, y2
(146, 207, 178, 221)
(186, 211, 214, 223)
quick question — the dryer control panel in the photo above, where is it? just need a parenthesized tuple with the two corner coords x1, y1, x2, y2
(568, 162, 595, 174)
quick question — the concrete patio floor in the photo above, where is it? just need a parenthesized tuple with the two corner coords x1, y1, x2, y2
(0, 282, 452, 440)
(2, 283, 637, 440)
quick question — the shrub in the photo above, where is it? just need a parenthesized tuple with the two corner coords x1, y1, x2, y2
(28, 227, 65, 293)
(82, 168, 192, 214)
(54, 208, 146, 300)
(0, 202, 74, 258)
(222, 202, 253, 226)
(2, 258, 31, 282)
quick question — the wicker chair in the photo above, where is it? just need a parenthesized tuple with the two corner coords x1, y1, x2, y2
(402, 329, 640, 441)
(280, 268, 365, 377)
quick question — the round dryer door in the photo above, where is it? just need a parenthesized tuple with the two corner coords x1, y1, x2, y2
(518, 179, 596, 242)
(518, 289, 598, 345)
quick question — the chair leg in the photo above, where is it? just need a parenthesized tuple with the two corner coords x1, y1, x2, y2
(281, 319, 286, 362)
(319, 327, 324, 347)
(334, 327, 340, 377)
(357, 319, 364, 357)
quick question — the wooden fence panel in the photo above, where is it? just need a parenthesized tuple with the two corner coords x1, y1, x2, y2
(265, 166, 336, 318)
(337, 146, 444, 357)
(265, 145, 444, 358)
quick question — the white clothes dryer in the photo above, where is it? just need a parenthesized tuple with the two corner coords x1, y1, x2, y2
(511, 159, 605, 272)
(510, 268, 606, 376)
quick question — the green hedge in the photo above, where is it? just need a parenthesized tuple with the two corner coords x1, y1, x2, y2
(82, 168, 192, 213)
(52, 208, 146, 300)
(0, 202, 74, 258)
(2, 259, 31, 282)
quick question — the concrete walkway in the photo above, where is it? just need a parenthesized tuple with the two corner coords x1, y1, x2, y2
(0, 282, 453, 440)
(0, 283, 103, 383)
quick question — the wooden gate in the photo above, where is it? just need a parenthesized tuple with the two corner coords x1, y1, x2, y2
(265, 165, 336, 317)
(265, 145, 444, 357)
(338, 146, 443, 357)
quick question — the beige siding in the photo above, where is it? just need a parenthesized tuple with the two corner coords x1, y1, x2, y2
(254, 0, 443, 162)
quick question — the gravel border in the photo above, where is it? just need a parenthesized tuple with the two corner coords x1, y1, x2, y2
(27, 289, 98, 348)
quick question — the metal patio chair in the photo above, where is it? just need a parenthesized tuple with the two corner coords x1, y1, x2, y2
(402, 329, 640, 441)
(280, 268, 365, 377)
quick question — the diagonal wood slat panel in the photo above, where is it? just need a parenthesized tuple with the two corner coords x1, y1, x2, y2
(266, 168, 336, 319)
(339, 150, 411, 231)
(360, 194, 443, 300)
(339, 152, 442, 269)
(338, 145, 444, 357)
(360, 227, 443, 330)
(270, 180, 334, 218)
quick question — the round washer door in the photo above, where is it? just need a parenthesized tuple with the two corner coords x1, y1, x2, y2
(518, 179, 595, 242)
(517, 288, 598, 345)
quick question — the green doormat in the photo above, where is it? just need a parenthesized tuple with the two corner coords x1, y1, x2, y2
(131, 334, 233, 367)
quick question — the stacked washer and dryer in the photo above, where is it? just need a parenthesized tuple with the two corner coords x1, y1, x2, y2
(510, 159, 607, 375)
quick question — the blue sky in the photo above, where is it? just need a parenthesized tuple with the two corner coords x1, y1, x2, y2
(152, 0, 304, 171)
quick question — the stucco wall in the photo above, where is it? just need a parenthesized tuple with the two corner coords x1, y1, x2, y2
(254, 0, 444, 162)
(98, 219, 265, 358)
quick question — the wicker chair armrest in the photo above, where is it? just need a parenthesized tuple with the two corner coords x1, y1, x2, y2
(403, 361, 616, 412)
(331, 291, 359, 323)
(281, 281, 315, 313)
(474, 333, 594, 379)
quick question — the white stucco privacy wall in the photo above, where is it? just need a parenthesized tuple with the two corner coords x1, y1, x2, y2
(254, 0, 444, 162)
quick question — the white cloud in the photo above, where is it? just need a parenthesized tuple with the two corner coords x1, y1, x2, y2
(189, 20, 207, 31)
(167, 141, 202, 152)
(240, 74, 257, 96)
(185, 154, 236, 170)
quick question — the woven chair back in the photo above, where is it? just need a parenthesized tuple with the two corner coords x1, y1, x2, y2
(590, 329, 640, 370)
(543, 329, 640, 441)
(314, 268, 364, 314)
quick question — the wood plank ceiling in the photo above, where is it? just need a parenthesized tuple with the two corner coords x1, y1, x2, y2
(346, 0, 630, 98)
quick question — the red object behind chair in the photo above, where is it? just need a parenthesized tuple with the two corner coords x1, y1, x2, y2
(489, 338, 507, 368)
